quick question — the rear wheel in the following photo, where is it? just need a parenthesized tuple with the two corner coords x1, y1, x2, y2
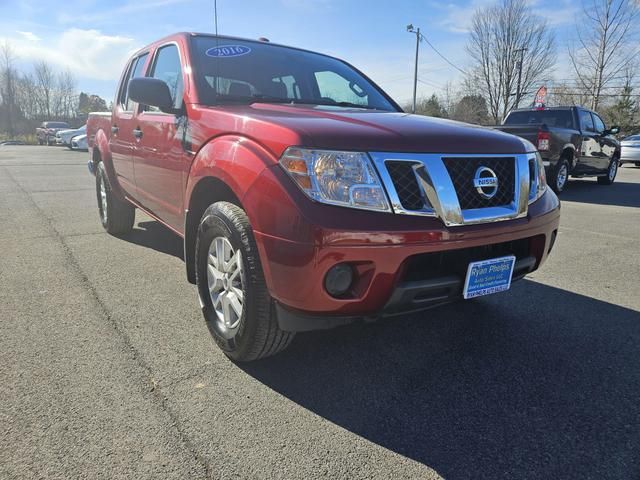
(195, 201, 294, 362)
(95, 162, 135, 234)
(549, 158, 569, 193)
(635, 162, 640, 167)
(598, 157, 618, 185)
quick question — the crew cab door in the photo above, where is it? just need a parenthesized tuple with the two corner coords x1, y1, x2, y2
(132, 43, 188, 231)
(577, 109, 603, 173)
(110, 53, 149, 196)
(591, 112, 617, 171)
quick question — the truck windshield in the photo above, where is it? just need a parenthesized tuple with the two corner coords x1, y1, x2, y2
(504, 110, 574, 129)
(190, 36, 397, 112)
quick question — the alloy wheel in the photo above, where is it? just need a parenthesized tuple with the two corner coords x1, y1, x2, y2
(99, 175, 108, 223)
(609, 160, 618, 181)
(207, 236, 244, 338)
(557, 163, 568, 191)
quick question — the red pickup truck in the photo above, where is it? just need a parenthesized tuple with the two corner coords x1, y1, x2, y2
(87, 33, 560, 361)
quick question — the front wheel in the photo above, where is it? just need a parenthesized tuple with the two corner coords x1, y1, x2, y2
(598, 158, 618, 185)
(195, 201, 294, 362)
(549, 159, 569, 193)
(95, 162, 135, 234)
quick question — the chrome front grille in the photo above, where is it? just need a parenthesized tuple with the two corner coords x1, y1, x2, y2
(442, 156, 515, 209)
(371, 152, 533, 227)
(385, 161, 426, 210)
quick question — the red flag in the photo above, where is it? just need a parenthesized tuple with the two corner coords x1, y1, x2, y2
(534, 86, 547, 109)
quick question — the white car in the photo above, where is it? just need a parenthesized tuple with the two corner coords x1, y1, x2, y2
(620, 134, 640, 167)
(70, 134, 88, 151)
(56, 124, 86, 147)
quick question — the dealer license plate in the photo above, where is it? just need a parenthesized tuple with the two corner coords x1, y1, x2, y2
(463, 255, 516, 299)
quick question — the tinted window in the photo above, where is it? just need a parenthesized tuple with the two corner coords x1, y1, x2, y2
(119, 54, 149, 111)
(118, 60, 135, 109)
(126, 54, 149, 111)
(46, 122, 69, 128)
(579, 110, 595, 131)
(190, 36, 396, 111)
(149, 44, 184, 110)
(504, 110, 574, 128)
(592, 114, 606, 133)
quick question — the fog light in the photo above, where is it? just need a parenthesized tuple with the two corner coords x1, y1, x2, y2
(324, 264, 354, 297)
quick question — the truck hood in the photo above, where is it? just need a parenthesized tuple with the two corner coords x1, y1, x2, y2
(196, 103, 532, 157)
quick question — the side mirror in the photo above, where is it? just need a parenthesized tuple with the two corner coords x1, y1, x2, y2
(608, 126, 620, 135)
(128, 77, 178, 114)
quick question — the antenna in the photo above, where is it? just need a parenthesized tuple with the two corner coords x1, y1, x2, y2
(214, 0, 218, 36)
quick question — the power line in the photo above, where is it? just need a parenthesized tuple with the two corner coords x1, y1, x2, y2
(418, 32, 468, 76)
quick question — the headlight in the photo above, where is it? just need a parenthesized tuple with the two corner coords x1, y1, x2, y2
(279, 148, 391, 212)
(528, 152, 547, 203)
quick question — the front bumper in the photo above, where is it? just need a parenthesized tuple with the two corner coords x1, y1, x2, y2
(250, 187, 560, 330)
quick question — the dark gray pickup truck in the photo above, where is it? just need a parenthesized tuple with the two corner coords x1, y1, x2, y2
(494, 106, 620, 193)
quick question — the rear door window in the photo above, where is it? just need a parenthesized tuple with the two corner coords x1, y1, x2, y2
(119, 53, 149, 111)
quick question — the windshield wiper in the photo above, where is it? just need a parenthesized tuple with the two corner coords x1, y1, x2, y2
(281, 99, 380, 110)
(224, 94, 382, 110)
(248, 94, 293, 104)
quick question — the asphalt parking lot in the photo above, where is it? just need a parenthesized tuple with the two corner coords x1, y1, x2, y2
(1, 145, 639, 480)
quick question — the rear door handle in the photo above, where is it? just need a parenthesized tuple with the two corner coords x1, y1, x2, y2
(111, 125, 119, 134)
(132, 128, 143, 139)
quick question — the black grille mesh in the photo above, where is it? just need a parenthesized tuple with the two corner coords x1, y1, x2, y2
(442, 157, 515, 210)
(385, 161, 425, 210)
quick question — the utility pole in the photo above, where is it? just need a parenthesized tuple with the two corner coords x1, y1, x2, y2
(407, 24, 420, 114)
(514, 48, 527, 108)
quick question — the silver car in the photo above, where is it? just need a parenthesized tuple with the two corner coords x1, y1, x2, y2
(620, 134, 640, 167)
(56, 124, 86, 147)
(70, 134, 88, 151)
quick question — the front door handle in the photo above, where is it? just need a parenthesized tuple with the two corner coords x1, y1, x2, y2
(111, 125, 119, 134)
(132, 128, 143, 139)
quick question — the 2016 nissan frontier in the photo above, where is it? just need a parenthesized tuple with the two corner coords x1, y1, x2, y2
(87, 33, 560, 361)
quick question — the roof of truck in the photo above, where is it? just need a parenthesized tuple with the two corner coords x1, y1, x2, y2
(508, 105, 588, 113)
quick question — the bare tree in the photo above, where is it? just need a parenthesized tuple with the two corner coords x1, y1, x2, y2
(568, 0, 639, 111)
(466, 0, 556, 123)
(16, 73, 39, 120)
(547, 82, 592, 107)
(54, 70, 77, 118)
(34, 61, 56, 119)
(0, 41, 18, 135)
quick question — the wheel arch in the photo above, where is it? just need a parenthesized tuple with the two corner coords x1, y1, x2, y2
(561, 144, 576, 169)
(184, 176, 243, 283)
(183, 136, 277, 284)
(92, 128, 127, 201)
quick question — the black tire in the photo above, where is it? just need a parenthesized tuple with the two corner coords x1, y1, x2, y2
(95, 162, 135, 234)
(597, 157, 618, 185)
(549, 158, 570, 194)
(635, 162, 640, 167)
(195, 201, 294, 362)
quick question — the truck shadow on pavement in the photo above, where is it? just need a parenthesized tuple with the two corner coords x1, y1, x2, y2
(241, 281, 640, 479)
(120, 221, 184, 260)
(562, 178, 640, 208)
